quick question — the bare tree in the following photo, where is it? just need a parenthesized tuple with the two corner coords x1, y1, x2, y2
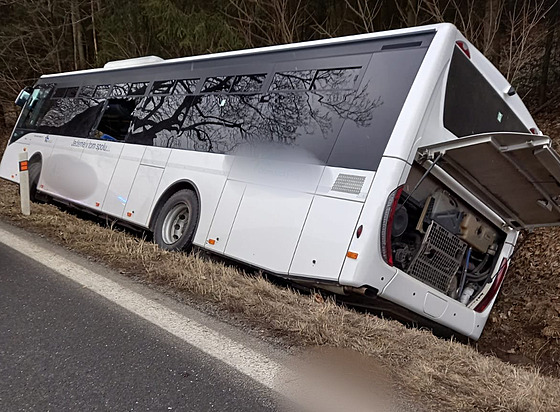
(228, 0, 311, 46)
(343, 0, 383, 33)
(503, 0, 555, 83)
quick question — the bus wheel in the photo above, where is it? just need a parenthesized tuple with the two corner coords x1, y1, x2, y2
(28, 159, 42, 203)
(153, 189, 199, 251)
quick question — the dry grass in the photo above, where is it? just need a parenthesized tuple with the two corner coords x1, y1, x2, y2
(1, 138, 559, 411)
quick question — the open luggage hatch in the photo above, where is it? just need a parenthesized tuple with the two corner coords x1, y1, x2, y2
(417, 132, 560, 229)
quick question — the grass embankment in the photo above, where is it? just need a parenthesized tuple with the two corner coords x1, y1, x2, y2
(0, 136, 559, 411)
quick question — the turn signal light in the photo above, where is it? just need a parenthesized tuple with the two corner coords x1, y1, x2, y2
(346, 251, 358, 259)
(208, 239, 216, 245)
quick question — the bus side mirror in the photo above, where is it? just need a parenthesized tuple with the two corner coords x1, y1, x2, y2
(14, 87, 33, 107)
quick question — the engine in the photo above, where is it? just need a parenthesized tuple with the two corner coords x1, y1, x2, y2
(391, 172, 503, 306)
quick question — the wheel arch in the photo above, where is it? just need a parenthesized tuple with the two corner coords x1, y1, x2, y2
(148, 179, 201, 231)
(29, 151, 43, 165)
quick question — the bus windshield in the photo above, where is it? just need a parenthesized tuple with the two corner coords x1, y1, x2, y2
(11, 85, 53, 143)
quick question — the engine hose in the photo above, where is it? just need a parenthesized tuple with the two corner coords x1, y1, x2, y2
(458, 247, 472, 298)
(472, 254, 489, 274)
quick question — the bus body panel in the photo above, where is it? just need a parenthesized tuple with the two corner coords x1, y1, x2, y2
(289, 194, 363, 281)
(224, 185, 313, 274)
(338, 157, 409, 289)
(79, 140, 124, 211)
(123, 164, 164, 226)
(0, 137, 26, 183)
(103, 144, 145, 218)
(41, 136, 88, 202)
(205, 179, 246, 253)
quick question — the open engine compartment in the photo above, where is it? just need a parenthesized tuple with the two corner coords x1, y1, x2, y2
(393, 163, 506, 306)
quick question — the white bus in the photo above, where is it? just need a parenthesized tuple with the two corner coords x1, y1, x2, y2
(3, 23, 560, 339)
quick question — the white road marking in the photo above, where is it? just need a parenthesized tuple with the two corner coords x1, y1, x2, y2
(0, 226, 286, 393)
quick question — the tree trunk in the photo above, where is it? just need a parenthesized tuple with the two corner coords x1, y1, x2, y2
(71, 0, 86, 70)
(91, 0, 98, 64)
(538, 4, 557, 106)
(0, 103, 6, 130)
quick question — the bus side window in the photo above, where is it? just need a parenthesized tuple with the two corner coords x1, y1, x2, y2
(37, 97, 105, 138)
(93, 98, 140, 142)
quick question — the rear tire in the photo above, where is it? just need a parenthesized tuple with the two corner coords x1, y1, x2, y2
(153, 189, 199, 251)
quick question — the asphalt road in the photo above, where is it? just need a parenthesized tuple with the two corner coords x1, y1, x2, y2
(0, 241, 279, 411)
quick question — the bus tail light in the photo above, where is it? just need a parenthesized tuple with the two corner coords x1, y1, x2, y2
(456, 40, 470, 58)
(474, 258, 508, 313)
(380, 186, 403, 266)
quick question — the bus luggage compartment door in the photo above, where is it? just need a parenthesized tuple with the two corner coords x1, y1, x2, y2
(418, 132, 560, 229)
(289, 195, 363, 281)
(224, 185, 313, 274)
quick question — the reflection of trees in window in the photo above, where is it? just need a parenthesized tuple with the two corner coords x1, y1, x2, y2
(37, 98, 105, 138)
(129, 82, 149, 96)
(202, 77, 234, 93)
(110, 82, 150, 98)
(110, 83, 129, 97)
(79, 85, 95, 97)
(230, 74, 267, 93)
(313, 68, 361, 90)
(174, 79, 198, 94)
(94, 85, 111, 98)
(202, 75, 267, 94)
(152, 80, 175, 95)
(128, 80, 381, 162)
(270, 70, 315, 91)
(128, 94, 196, 146)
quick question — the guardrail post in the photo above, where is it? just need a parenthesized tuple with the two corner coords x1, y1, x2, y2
(18, 150, 30, 216)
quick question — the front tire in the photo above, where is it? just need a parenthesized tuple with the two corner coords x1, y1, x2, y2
(28, 160, 42, 203)
(153, 189, 199, 251)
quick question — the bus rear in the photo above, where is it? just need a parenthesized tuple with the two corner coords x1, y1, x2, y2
(342, 26, 560, 340)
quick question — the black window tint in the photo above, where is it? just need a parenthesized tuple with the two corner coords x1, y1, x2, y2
(111, 83, 130, 97)
(270, 70, 315, 91)
(174, 79, 198, 94)
(79, 85, 95, 97)
(128, 82, 149, 96)
(230, 74, 267, 93)
(93, 98, 140, 141)
(444, 47, 527, 137)
(328, 47, 429, 171)
(94, 84, 111, 98)
(201, 76, 234, 93)
(37, 98, 105, 138)
(53, 88, 67, 99)
(152, 80, 175, 95)
(66, 87, 79, 98)
(313, 68, 361, 90)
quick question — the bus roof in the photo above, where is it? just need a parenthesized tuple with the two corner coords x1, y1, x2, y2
(40, 23, 451, 81)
